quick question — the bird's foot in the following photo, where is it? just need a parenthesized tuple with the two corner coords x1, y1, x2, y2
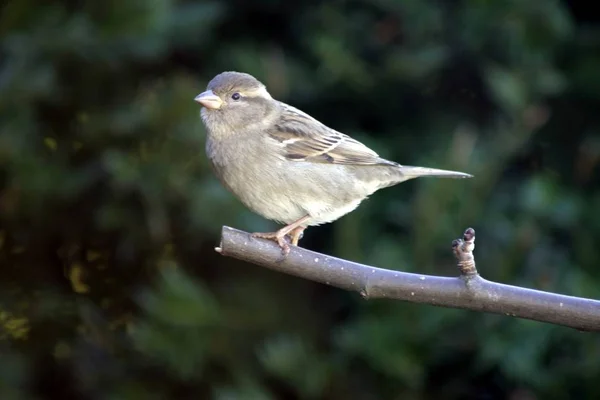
(251, 231, 291, 256)
(251, 216, 310, 257)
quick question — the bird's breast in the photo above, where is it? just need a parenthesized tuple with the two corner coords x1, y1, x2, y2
(206, 134, 308, 224)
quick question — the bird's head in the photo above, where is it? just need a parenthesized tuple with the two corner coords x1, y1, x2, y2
(195, 71, 277, 135)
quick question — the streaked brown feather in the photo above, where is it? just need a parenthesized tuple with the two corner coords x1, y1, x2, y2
(268, 103, 398, 167)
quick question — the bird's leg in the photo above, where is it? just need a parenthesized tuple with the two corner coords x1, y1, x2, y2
(289, 226, 306, 246)
(251, 215, 311, 256)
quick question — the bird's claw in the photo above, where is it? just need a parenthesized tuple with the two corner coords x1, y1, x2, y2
(251, 231, 291, 256)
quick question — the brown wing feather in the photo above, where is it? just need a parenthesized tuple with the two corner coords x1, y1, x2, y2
(268, 103, 398, 166)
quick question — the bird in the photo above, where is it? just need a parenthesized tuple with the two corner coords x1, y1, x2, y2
(195, 71, 472, 255)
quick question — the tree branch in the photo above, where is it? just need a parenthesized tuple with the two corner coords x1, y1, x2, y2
(216, 226, 600, 332)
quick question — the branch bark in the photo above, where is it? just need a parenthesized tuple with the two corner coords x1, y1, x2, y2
(216, 226, 600, 332)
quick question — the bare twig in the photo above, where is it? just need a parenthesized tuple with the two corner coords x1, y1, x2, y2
(452, 227, 477, 276)
(217, 226, 600, 332)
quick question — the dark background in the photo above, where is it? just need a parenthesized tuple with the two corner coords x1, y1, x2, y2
(1, 1, 599, 399)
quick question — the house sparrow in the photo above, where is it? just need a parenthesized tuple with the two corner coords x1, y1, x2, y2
(196, 71, 472, 255)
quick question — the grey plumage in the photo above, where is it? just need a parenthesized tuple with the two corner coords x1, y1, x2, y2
(196, 71, 472, 253)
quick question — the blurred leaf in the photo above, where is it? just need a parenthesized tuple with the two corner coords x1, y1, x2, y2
(258, 334, 330, 398)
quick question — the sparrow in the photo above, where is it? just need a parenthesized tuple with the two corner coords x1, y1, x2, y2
(195, 71, 472, 255)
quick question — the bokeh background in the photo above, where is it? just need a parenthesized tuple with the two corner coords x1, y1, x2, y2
(1, 0, 599, 399)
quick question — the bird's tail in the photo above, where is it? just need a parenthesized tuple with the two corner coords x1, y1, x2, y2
(398, 165, 473, 180)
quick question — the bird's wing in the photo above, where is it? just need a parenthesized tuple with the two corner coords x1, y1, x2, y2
(267, 103, 397, 166)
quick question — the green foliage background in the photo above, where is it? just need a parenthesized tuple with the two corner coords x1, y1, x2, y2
(1, 0, 599, 398)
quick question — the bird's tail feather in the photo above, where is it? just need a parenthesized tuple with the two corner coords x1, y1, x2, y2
(399, 165, 473, 180)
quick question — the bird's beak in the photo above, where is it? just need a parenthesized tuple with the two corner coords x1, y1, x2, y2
(194, 90, 223, 110)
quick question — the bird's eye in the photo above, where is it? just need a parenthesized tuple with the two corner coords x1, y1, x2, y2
(231, 92, 241, 100)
